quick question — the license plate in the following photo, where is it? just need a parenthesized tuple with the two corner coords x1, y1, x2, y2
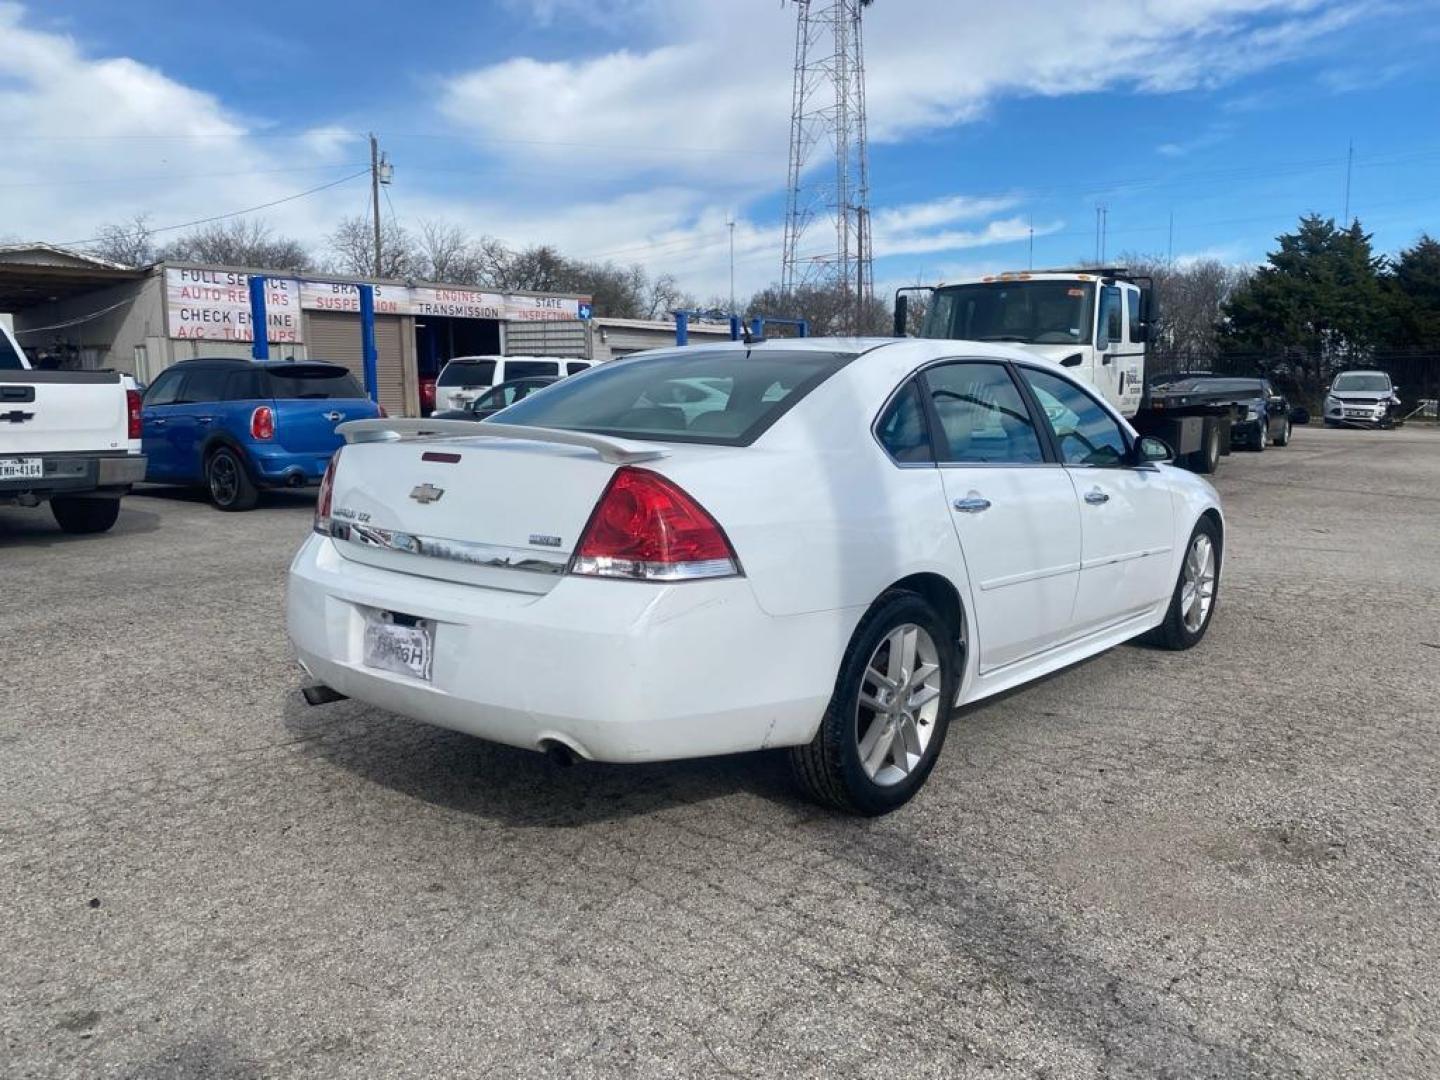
(0, 457, 43, 480)
(1345, 410, 1369, 417)
(363, 615, 434, 681)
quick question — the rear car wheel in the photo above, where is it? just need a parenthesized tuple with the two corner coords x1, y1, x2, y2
(50, 495, 121, 535)
(206, 447, 259, 511)
(790, 591, 959, 815)
(1188, 425, 1221, 474)
(1146, 517, 1221, 651)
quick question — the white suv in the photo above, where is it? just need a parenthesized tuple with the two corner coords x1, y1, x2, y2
(436, 356, 591, 412)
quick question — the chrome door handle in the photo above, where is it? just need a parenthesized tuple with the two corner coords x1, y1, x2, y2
(953, 495, 991, 514)
(1084, 488, 1110, 505)
(150, 418, 166, 427)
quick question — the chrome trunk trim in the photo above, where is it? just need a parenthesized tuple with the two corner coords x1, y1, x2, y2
(329, 521, 568, 575)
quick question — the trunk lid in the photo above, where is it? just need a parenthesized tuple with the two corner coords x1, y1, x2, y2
(274, 396, 376, 455)
(328, 435, 628, 595)
(0, 370, 129, 454)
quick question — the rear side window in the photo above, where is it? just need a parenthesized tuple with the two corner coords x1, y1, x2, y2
(438, 360, 495, 386)
(176, 368, 230, 403)
(224, 370, 265, 401)
(1126, 290, 1142, 343)
(495, 349, 854, 446)
(504, 360, 559, 380)
(267, 366, 365, 400)
(566, 362, 590, 376)
(0, 330, 23, 370)
(876, 380, 933, 463)
(924, 361, 1044, 464)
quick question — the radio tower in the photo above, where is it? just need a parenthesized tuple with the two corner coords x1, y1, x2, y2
(780, 0, 875, 333)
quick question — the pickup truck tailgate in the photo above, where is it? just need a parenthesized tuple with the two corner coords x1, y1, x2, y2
(0, 370, 130, 454)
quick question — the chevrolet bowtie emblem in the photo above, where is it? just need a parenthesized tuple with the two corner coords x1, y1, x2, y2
(409, 483, 445, 504)
(1, 410, 35, 424)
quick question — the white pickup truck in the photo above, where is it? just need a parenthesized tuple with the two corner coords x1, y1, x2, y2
(0, 320, 146, 534)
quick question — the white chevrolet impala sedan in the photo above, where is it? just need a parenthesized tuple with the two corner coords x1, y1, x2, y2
(287, 338, 1222, 814)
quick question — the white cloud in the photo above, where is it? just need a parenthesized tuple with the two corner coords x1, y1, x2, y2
(0, 0, 1379, 303)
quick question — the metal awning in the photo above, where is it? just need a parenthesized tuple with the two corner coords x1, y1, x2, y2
(0, 261, 146, 311)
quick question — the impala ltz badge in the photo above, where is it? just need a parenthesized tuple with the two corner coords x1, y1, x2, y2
(529, 534, 563, 548)
(409, 483, 445, 504)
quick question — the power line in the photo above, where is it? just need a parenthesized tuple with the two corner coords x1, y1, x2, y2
(12, 298, 134, 335)
(0, 164, 368, 190)
(47, 169, 370, 249)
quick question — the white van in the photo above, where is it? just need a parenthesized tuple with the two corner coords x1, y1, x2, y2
(435, 355, 593, 412)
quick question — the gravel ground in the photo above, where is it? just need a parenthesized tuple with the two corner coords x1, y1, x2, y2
(2, 424, 1438, 1079)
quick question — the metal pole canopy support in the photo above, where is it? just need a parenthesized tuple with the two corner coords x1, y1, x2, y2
(248, 276, 269, 360)
(359, 285, 379, 404)
(674, 310, 690, 347)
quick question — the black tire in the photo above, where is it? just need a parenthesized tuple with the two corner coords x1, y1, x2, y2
(206, 446, 259, 511)
(1146, 517, 1221, 651)
(50, 495, 121, 534)
(1188, 425, 1220, 474)
(1274, 418, 1291, 447)
(1253, 422, 1267, 452)
(789, 590, 960, 815)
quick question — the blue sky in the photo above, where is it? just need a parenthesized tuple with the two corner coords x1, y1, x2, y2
(5, 0, 1439, 300)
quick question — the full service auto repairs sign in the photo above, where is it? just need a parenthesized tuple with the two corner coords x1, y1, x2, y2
(165, 268, 302, 342)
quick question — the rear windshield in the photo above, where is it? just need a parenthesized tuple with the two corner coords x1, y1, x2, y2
(438, 359, 496, 386)
(492, 348, 855, 446)
(267, 366, 366, 400)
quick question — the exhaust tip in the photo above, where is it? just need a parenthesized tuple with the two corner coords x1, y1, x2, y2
(301, 683, 347, 707)
(540, 740, 579, 767)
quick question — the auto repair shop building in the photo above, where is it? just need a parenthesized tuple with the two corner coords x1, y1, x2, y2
(0, 245, 593, 417)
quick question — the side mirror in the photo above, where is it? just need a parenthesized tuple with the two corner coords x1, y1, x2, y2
(893, 294, 908, 336)
(1135, 435, 1174, 465)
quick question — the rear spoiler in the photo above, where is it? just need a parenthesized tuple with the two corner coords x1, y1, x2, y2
(336, 418, 665, 465)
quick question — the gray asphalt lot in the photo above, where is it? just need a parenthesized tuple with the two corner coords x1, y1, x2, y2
(2, 424, 1439, 1079)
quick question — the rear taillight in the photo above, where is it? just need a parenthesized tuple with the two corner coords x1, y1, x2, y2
(314, 452, 339, 536)
(251, 405, 275, 440)
(570, 467, 739, 581)
(126, 388, 141, 440)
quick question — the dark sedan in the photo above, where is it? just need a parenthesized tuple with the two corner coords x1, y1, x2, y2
(429, 376, 559, 422)
(1151, 375, 1292, 451)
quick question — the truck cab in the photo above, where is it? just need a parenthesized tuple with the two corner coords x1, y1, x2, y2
(905, 271, 1151, 417)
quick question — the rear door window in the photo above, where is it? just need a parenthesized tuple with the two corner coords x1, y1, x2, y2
(504, 360, 560, 380)
(438, 360, 495, 386)
(267, 366, 366, 400)
(175, 368, 230, 404)
(923, 361, 1045, 464)
(495, 349, 855, 445)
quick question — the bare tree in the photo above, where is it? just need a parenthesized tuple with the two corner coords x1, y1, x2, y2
(159, 219, 312, 272)
(90, 214, 156, 267)
(325, 215, 419, 279)
(1122, 253, 1250, 367)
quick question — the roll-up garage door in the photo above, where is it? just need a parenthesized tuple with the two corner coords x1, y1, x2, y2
(304, 311, 408, 416)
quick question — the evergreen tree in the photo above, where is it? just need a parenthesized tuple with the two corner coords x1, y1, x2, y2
(1385, 234, 1440, 349)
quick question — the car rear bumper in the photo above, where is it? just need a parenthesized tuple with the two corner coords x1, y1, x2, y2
(286, 534, 853, 763)
(250, 449, 333, 487)
(0, 451, 145, 500)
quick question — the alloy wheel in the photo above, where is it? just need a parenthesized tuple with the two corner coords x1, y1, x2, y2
(1180, 533, 1217, 633)
(209, 454, 238, 506)
(855, 623, 944, 786)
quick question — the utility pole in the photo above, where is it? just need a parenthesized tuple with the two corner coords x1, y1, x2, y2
(369, 133, 393, 277)
(1094, 205, 1102, 265)
(1027, 216, 1034, 270)
(1343, 138, 1354, 223)
(1100, 205, 1108, 264)
(728, 218, 736, 313)
(1167, 210, 1174, 266)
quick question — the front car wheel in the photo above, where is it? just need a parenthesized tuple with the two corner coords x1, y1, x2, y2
(1146, 518, 1221, 651)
